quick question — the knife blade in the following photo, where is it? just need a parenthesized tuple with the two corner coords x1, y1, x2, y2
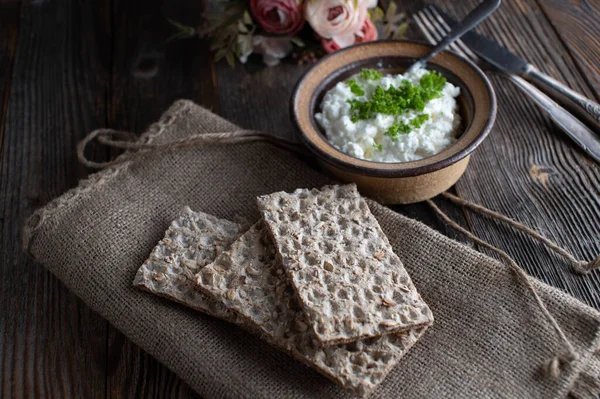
(432, 6, 531, 75)
(432, 5, 600, 133)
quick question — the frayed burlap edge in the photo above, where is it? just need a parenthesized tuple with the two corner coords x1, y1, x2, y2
(21, 99, 600, 399)
(21, 99, 193, 255)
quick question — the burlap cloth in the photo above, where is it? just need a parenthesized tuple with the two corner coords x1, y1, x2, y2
(22, 100, 600, 398)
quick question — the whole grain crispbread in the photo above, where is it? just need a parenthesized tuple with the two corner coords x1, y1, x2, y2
(195, 222, 430, 397)
(133, 206, 244, 320)
(256, 184, 433, 346)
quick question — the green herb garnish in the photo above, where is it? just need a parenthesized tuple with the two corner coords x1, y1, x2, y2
(410, 113, 429, 128)
(372, 142, 383, 152)
(385, 122, 411, 141)
(384, 114, 430, 141)
(347, 71, 445, 134)
(360, 68, 383, 80)
(345, 79, 364, 96)
(419, 71, 446, 101)
(347, 71, 445, 123)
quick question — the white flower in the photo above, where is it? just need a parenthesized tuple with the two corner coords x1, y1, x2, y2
(250, 35, 294, 66)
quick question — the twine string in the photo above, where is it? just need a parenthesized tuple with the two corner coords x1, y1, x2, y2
(426, 199, 580, 378)
(77, 128, 309, 169)
(440, 192, 600, 274)
(78, 126, 600, 378)
(78, 128, 598, 276)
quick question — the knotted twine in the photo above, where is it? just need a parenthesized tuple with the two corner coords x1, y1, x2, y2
(78, 127, 600, 379)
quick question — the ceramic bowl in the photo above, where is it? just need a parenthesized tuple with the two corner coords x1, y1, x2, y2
(291, 40, 497, 204)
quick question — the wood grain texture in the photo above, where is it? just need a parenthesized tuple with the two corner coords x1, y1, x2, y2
(216, 63, 310, 140)
(0, 0, 109, 397)
(109, 0, 219, 132)
(1, 0, 600, 397)
(537, 0, 600, 101)
(426, 0, 600, 309)
(105, 0, 214, 397)
(0, 0, 21, 147)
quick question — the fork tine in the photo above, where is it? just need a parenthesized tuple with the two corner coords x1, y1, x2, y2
(413, 11, 441, 46)
(420, 6, 469, 59)
(425, 5, 480, 62)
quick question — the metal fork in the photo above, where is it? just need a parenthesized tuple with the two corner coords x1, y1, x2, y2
(414, 5, 600, 163)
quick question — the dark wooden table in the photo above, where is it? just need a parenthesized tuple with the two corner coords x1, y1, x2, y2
(1, 0, 599, 397)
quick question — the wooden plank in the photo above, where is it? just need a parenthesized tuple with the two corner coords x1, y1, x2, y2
(216, 63, 310, 140)
(425, 0, 600, 309)
(105, 0, 215, 397)
(537, 0, 600, 101)
(109, 0, 219, 131)
(106, 332, 200, 398)
(0, 0, 21, 148)
(0, 0, 110, 397)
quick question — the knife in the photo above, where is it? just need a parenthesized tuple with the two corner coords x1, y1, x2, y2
(434, 6, 600, 133)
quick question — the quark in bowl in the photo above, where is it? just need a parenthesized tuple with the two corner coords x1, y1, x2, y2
(315, 67, 461, 163)
(291, 41, 497, 204)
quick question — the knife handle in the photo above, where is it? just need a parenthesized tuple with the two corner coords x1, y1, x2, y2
(524, 66, 600, 132)
(502, 73, 600, 163)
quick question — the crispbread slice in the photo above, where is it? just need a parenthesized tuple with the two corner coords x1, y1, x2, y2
(133, 206, 244, 320)
(256, 184, 433, 346)
(196, 222, 430, 397)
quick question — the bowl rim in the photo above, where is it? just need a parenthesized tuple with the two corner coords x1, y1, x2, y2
(290, 39, 497, 178)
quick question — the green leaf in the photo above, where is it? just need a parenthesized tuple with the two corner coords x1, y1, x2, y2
(360, 68, 383, 80)
(346, 79, 365, 96)
(385, 122, 411, 141)
(166, 18, 197, 43)
(410, 114, 429, 128)
(386, 1, 397, 20)
(372, 7, 385, 21)
(167, 18, 196, 34)
(243, 10, 253, 25)
(237, 20, 248, 33)
(210, 40, 224, 51)
(290, 36, 305, 47)
(419, 71, 447, 101)
(215, 48, 228, 62)
(346, 73, 446, 125)
(393, 21, 409, 40)
(390, 12, 406, 24)
(226, 51, 236, 67)
(236, 35, 252, 58)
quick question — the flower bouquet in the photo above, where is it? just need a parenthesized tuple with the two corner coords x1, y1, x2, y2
(169, 0, 408, 67)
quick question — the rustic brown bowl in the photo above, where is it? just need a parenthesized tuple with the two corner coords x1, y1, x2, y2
(291, 40, 497, 204)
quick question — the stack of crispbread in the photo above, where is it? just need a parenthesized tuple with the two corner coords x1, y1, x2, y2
(134, 184, 433, 397)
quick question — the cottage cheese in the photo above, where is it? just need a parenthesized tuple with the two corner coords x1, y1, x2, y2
(315, 67, 461, 163)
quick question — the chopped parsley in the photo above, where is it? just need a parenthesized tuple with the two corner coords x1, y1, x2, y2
(385, 122, 411, 141)
(410, 113, 429, 128)
(345, 79, 364, 96)
(419, 71, 447, 102)
(372, 142, 383, 152)
(347, 71, 446, 133)
(385, 115, 431, 141)
(360, 68, 383, 80)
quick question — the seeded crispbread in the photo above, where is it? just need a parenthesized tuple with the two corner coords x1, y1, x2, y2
(133, 206, 244, 320)
(196, 222, 430, 397)
(256, 184, 433, 346)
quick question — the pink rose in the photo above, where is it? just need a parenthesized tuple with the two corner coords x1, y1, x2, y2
(305, 0, 375, 48)
(250, 0, 305, 35)
(321, 17, 378, 53)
